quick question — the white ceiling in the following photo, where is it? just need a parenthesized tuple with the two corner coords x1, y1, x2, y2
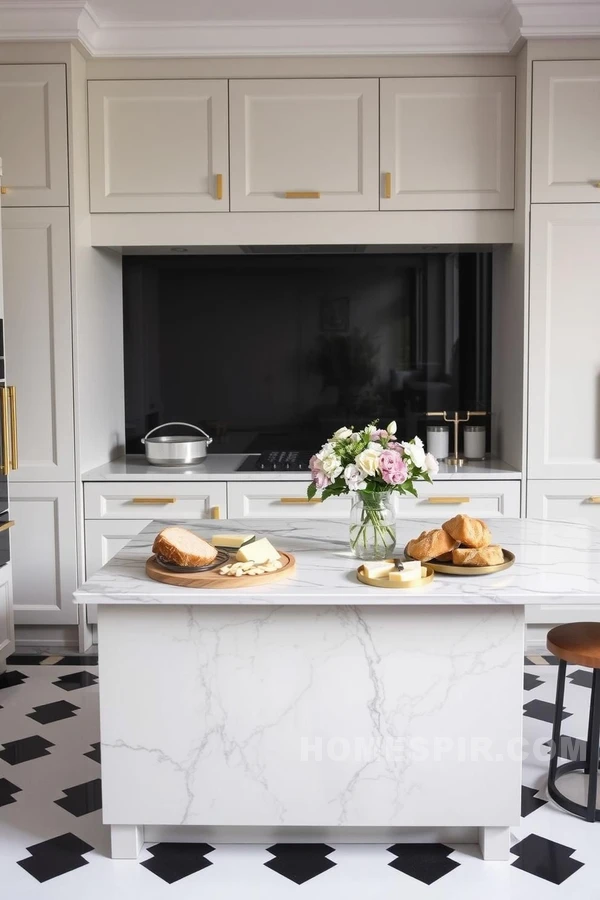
(0, 0, 598, 56)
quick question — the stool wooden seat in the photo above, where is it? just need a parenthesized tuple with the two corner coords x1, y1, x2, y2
(547, 623, 600, 669)
(546, 623, 600, 823)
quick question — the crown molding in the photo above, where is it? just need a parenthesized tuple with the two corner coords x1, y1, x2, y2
(0, 0, 598, 57)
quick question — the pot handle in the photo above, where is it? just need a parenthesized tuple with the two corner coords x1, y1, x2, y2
(141, 422, 213, 445)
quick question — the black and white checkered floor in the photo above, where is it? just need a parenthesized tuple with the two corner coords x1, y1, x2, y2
(1, 653, 599, 897)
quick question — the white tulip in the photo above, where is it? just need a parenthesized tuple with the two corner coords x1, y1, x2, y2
(332, 427, 353, 441)
(402, 440, 426, 470)
(365, 424, 377, 435)
(350, 432, 362, 443)
(424, 452, 439, 476)
(387, 421, 397, 435)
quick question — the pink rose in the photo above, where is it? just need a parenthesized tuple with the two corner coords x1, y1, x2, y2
(387, 441, 402, 451)
(309, 454, 332, 489)
(378, 449, 408, 485)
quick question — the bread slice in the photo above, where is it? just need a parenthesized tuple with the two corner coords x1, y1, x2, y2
(153, 527, 217, 567)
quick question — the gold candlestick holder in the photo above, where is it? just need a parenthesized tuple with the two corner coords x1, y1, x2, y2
(426, 410, 487, 466)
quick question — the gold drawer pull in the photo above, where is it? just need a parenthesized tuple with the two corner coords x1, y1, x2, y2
(384, 172, 392, 199)
(426, 497, 471, 504)
(284, 191, 320, 199)
(0, 186, 7, 195)
(211, 505, 221, 519)
(0, 520, 14, 532)
(8, 386, 18, 471)
(587, 497, 600, 503)
(593, 182, 600, 188)
(0, 388, 9, 477)
(131, 497, 177, 504)
(215, 173, 223, 200)
(279, 497, 322, 504)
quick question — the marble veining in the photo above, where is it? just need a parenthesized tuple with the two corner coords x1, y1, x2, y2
(75, 517, 600, 606)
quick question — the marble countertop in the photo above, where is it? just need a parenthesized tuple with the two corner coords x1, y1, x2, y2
(75, 517, 600, 607)
(82, 455, 521, 482)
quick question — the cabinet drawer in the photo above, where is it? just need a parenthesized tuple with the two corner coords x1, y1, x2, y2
(84, 482, 227, 520)
(528, 481, 600, 526)
(84, 520, 150, 626)
(227, 480, 520, 519)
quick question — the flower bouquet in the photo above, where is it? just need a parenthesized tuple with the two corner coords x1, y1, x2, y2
(308, 421, 439, 559)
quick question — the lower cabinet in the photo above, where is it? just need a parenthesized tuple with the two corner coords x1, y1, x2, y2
(84, 520, 151, 625)
(527, 480, 600, 624)
(0, 564, 14, 665)
(10, 482, 78, 625)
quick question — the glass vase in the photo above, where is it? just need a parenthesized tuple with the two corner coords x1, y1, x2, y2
(349, 491, 396, 560)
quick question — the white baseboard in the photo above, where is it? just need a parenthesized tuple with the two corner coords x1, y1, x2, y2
(15, 625, 79, 649)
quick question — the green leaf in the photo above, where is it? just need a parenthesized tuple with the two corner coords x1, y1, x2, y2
(307, 481, 317, 500)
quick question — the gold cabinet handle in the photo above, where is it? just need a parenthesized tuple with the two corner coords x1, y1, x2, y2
(279, 497, 323, 504)
(210, 505, 221, 519)
(0, 186, 7, 195)
(384, 172, 392, 199)
(131, 497, 177, 504)
(587, 497, 600, 503)
(7, 386, 17, 471)
(215, 173, 223, 200)
(0, 388, 9, 477)
(0, 520, 14, 532)
(284, 191, 320, 199)
(426, 497, 471, 504)
(593, 182, 600, 188)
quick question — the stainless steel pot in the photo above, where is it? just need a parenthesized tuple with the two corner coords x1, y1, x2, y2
(141, 422, 213, 466)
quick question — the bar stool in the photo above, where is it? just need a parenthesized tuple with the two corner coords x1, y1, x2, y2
(547, 623, 600, 822)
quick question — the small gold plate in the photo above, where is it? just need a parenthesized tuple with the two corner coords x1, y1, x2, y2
(404, 547, 515, 576)
(357, 564, 435, 589)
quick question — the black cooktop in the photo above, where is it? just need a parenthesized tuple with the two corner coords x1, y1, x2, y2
(238, 451, 312, 472)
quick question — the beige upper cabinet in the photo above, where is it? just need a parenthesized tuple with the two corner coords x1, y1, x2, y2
(88, 80, 229, 213)
(532, 60, 600, 203)
(0, 64, 68, 207)
(229, 78, 379, 211)
(380, 77, 515, 210)
(528, 204, 600, 479)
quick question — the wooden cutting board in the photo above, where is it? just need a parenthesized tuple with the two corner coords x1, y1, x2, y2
(145, 551, 296, 589)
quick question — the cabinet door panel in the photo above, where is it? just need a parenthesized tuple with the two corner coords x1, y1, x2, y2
(0, 64, 68, 206)
(528, 205, 600, 478)
(0, 564, 14, 662)
(11, 483, 77, 625)
(84, 520, 150, 626)
(230, 79, 379, 211)
(88, 80, 229, 213)
(532, 60, 600, 203)
(380, 77, 515, 210)
(3, 208, 74, 480)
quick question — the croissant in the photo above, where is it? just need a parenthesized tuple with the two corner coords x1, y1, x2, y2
(406, 529, 458, 562)
(442, 514, 491, 549)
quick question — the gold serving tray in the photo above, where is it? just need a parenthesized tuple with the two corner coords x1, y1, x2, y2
(357, 564, 435, 589)
(404, 546, 515, 576)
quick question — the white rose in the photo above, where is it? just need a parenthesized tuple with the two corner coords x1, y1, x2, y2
(316, 442, 334, 460)
(319, 448, 343, 480)
(424, 452, 439, 476)
(413, 435, 424, 449)
(344, 463, 367, 491)
(332, 427, 352, 441)
(387, 420, 397, 435)
(350, 432, 362, 443)
(356, 447, 381, 477)
(402, 440, 426, 470)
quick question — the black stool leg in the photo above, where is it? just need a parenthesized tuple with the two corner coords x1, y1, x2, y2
(549, 660, 567, 781)
(586, 669, 600, 822)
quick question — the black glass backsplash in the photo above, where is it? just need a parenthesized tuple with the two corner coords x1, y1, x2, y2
(123, 252, 492, 454)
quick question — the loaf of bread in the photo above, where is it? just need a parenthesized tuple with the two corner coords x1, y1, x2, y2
(406, 528, 458, 562)
(452, 545, 504, 567)
(442, 514, 491, 549)
(153, 527, 217, 567)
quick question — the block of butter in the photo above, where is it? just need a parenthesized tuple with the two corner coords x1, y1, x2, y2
(236, 537, 280, 565)
(398, 559, 421, 574)
(211, 533, 255, 549)
(362, 560, 396, 580)
(388, 567, 427, 585)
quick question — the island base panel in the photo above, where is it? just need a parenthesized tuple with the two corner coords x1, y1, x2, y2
(97, 603, 524, 856)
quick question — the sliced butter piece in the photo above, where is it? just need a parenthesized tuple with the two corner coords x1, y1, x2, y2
(236, 538, 280, 565)
(362, 560, 396, 579)
(212, 533, 255, 549)
(389, 568, 422, 585)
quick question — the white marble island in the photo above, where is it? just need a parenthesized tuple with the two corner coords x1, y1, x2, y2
(75, 518, 600, 862)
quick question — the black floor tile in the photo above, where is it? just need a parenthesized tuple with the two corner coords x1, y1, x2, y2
(543, 734, 588, 762)
(0, 670, 28, 689)
(52, 671, 98, 692)
(141, 843, 214, 884)
(521, 785, 548, 817)
(55, 778, 102, 817)
(524, 672, 544, 691)
(568, 669, 594, 689)
(17, 833, 94, 883)
(0, 735, 54, 765)
(84, 742, 101, 764)
(6, 655, 47, 665)
(523, 699, 572, 724)
(27, 700, 80, 724)
(54, 655, 98, 666)
(511, 833, 584, 884)
(0, 777, 22, 807)
(265, 844, 336, 885)
(387, 843, 460, 884)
